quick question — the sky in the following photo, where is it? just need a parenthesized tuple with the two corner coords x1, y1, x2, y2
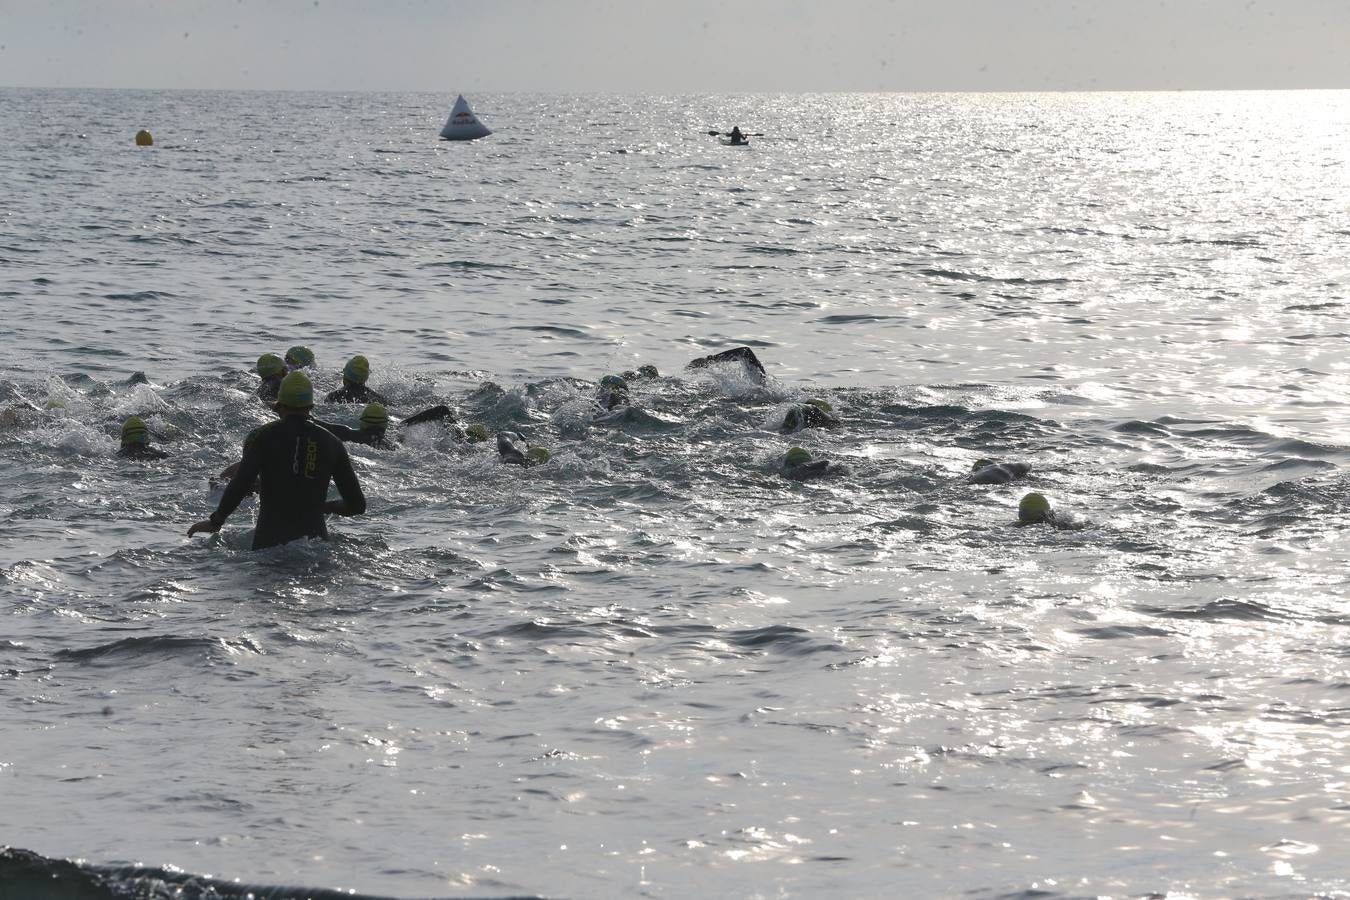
(1, 0, 1348, 93)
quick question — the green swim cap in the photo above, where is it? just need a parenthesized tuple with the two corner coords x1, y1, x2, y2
(285, 345, 315, 369)
(526, 446, 551, 464)
(360, 402, 388, 430)
(278, 371, 314, 409)
(343, 355, 370, 385)
(784, 446, 811, 467)
(805, 398, 833, 413)
(256, 353, 285, 378)
(972, 459, 994, 471)
(121, 416, 149, 446)
(465, 423, 489, 443)
(600, 375, 628, 391)
(1018, 492, 1052, 525)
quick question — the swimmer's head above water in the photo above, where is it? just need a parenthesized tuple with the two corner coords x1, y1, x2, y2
(1017, 491, 1053, 526)
(343, 355, 371, 386)
(121, 416, 149, 447)
(256, 353, 285, 379)
(285, 345, 315, 370)
(276, 371, 314, 415)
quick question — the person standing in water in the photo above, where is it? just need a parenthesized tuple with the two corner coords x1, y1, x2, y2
(189, 372, 365, 550)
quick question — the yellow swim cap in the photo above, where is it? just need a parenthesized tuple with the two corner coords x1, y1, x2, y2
(278, 371, 314, 409)
(526, 446, 551, 465)
(784, 447, 811, 467)
(257, 353, 285, 378)
(1018, 492, 1052, 525)
(121, 416, 149, 445)
(360, 403, 388, 429)
(285, 345, 315, 369)
(343, 355, 370, 385)
(135, 130, 153, 146)
(805, 398, 833, 412)
(465, 423, 489, 443)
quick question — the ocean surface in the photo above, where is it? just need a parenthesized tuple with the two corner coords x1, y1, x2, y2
(2, 88, 1349, 899)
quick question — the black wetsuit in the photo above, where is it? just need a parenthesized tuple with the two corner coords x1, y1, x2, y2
(118, 444, 169, 460)
(784, 460, 835, 482)
(402, 405, 456, 426)
(211, 417, 365, 550)
(316, 406, 455, 449)
(257, 375, 283, 402)
(968, 462, 1031, 485)
(782, 403, 840, 433)
(325, 382, 388, 405)
(687, 347, 768, 383)
(315, 420, 391, 449)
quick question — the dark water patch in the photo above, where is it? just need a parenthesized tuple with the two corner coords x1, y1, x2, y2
(919, 267, 1073, 286)
(1112, 419, 1172, 436)
(54, 634, 262, 665)
(0, 847, 532, 900)
(1143, 598, 1290, 623)
(420, 259, 522, 271)
(1284, 301, 1342, 312)
(1074, 625, 1174, 640)
(817, 314, 902, 325)
(725, 624, 843, 656)
(103, 290, 176, 303)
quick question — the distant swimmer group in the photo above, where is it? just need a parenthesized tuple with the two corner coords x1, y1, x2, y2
(95, 343, 1061, 550)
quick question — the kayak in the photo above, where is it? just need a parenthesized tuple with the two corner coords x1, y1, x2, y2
(720, 138, 750, 146)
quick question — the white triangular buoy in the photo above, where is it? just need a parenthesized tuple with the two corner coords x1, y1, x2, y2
(440, 95, 491, 141)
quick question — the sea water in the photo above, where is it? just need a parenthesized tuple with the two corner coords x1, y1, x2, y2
(1, 89, 1349, 898)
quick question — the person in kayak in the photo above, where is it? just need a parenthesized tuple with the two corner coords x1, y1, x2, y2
(729, 126, 745, 144)
(188, 371, 366, 550)
(255, 353, 286, 402)
(118, 416, 169, 459)
(326, 355, 388, 405)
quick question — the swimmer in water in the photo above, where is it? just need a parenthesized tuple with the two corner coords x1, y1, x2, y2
(189, 372, 365, 550)
(968, 459, 1031, 485)
(255, 353, 286, 402)
(325, 355, 388, 405)
(1016, 491, 1056, 526)
(284, 345, 316, 372)
(596, 374, 631, 412)
(780, 446, 841, 482)
(316, 402, 465, 449)
(686, 346, 768, 384)
(781, 398, 840, 434)
(495, 431, 551, 467)
(620, 364, 660, 383)
(117, 416, 169, 459)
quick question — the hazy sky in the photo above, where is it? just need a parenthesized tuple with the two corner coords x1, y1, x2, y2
(2, 0, 1348, 92)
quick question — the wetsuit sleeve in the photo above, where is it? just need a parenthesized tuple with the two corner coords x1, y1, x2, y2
(314, 419, 363, 442)
(329, 440, 366, 516)
(402, 405, 455, 426)
(213, 429, 265, 523)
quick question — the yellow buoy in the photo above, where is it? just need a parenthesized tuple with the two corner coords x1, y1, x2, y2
(135, 130, 153, 147)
